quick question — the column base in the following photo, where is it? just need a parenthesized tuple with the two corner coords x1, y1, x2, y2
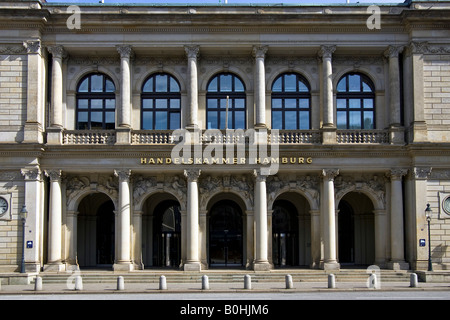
(183, 262, 202, 272)
(389, 125, 405, 145)
(387, 260, 409, 271)
(322, 262, 340, 271)
(46, 127, 63, 145)
(44, 262, 65, 272)
(321, 126, 337, 145)
(115, 127, 131, 145)
(253, 261, 271, 271)
(113, 262, 134, 271)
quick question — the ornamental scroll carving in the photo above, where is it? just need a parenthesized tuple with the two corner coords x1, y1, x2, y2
(335, 174, 386, 210)
(267, 174, 320, 209)
(66, 175, 118, 207)
(132, 174, 187, 207)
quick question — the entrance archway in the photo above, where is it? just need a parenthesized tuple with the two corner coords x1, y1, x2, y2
(77, 193, 115, 268)
(209, 200, 243, 267)
(272, 200, 299, 267)
(338, 192, 375, 266)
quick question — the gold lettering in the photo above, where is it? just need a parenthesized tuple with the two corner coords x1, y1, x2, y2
(173, 157, 179, 164)
(222, 158, 229, 164)
(240, 158, 246, 164)
(149, 158, 155, 164)
(299, 157, 304, 164)
(282, 157, 288, 164)
(140, 158, 147, 164)
(307, 157, 313, 164)
(233, 158, 238, 164)
(165, 157, 172, 164)
(195, 158, 202, 164)
(157, 158, 163, 164)
(271, 157, 279, 164)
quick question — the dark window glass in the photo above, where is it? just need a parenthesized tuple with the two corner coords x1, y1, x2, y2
(336, 73, 375, 130)
(271, 73, 311, 130)
(141, 73, 181, 130)
(76, 73, 116, 130)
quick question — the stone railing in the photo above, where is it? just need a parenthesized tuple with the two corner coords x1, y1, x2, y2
(131, 130, 174, 144)
(63, 130, 116, 145)
(269, 130, 322, 144)
(336, 130, 389, 144)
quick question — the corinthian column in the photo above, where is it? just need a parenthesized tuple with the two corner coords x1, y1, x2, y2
(44, 170, 65, 271)
(322, 169, 340, 270)
(116, 45, 133, 144)
(114, 169, 134, 271)
(387, 169, 409, 270)
(253, 169, 271, 271)
(185, 46, 200, 129)
(253, 45, 268, 128)
(184, 169, 201, 271)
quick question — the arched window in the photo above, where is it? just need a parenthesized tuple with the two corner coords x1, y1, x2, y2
(76, 73, 116, 130)
(141, 73, 181, 130)
(336, 73, 375, 129)
(271, 73, 311, 130)
(206, 73, 246, 129)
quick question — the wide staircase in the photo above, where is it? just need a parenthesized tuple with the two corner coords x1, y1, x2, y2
(32, 268, 413, 285)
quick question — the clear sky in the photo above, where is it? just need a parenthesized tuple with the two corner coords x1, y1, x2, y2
(44, 0, 407, 5)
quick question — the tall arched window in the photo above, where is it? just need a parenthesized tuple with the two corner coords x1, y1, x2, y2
(76, 73, 116, 130)
(336, 73, 375, 129)
(141, 73, 181, 130)
(206, 73, 246, 129)
(271, 73, 311, 130)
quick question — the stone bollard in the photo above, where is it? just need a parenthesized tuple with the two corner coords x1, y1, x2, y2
(34, 276, 43, 291)
(244, 274, 252, 290)
(117, 276, 125, 291)
(368, 274, 378, 289)
(159, 275, 167, 290)
(285, 274, 293, 289)
(74, 275, 83, 291)
(410, 273, 418, 288)
(202, 275, 209, 290)
(328, 274, 336, 289)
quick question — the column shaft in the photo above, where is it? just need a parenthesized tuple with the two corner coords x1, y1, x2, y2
(48, 46, 65, 128)
(318, 45, 336, 128)
(253, 170, 270, 271)
(184, 169, 201, 271)
(253, 46, 268, 128)
(185, 46, 199, 129)
(117, 45, 133, 128)
(322, 169, 340, 270)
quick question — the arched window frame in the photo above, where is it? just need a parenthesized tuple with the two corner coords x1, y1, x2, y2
(271, 73, 311, 130)
(76, 73, 116, 130)
(336, 73, 376, 130)
(141, 73, 181, 130)
(206, 73, 246, 130)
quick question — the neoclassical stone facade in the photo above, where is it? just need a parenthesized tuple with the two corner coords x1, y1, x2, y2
(0, 0, 450, 273)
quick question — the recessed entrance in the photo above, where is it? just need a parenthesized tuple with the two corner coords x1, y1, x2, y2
(209, 200, 243, 267)
(272, 200, 299, 267)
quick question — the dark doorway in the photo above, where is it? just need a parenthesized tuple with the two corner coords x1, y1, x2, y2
(338, 200, 355, 264)
(272, 200, 299, 267)
(96, 201, 115, 266)
(209, 200, 243, 267)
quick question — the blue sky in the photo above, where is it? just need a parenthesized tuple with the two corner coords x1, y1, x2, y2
(45, 0, 406, 4)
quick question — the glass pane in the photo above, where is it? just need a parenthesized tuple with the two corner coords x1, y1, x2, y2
(272, 99, 282, 109)
(220, 98, 228, 109)
(364, 111, 374, 129)
(349, 99, 361, 109)
(142, 99, 153, 109)
(91, 99, 103, 109)
(208, 77, 218, 92)
(90, 75, 103, 92)
(220, 111, 227, 129)
(143, 78, 153, 92)
(234, 77, 245, 92)
(363, 98, 373, 109)
(105, 99, 115, 109)
(337, 98, 346, 109)
(234, 99, 245, 109)
(77, 111, 88, 124)
(155, 111, 168, 130)
(235, 111, 245, 129)
(155, 99, 167, 109)
(337, 111, 347, 129)
(78, 78, 89, 92)
(155, 74, 168, 92)
(220, 74, 232, 92)
(207, 111, 218, 129)
(78, 99, 88, 109)
(91, 112, 103, 129)
(299, 111, 310, 130)
(348, 74, 361, 92)
(142, 112, 153, 130)
(349, 111, 361, 129)
(285, 99, 297, 109)
(207, 99, 217, 109)
(170, 77, 180, 92)
(362, 81, 372, 92)
(170, 99, 180, 109)
(284, 74, 297, 92)
(299, 99, 309, 109)
(272, 111, 282, 129)
(170, 112, 181, 130)
(105, 79, 115, 92)
(285, 111, 297, 129)
(298, 80, 309, 92)
(272, 77, 282, 92)
(337, 78, 346, 92)
(105, 112, 115, 125)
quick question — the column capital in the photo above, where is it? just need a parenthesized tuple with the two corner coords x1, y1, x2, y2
(184, 169, 201, 182)
(322, 169, 339, 181)
(318, 45, 336, 59)
(184, 45, 200, 59)
(23, 40, 41, 55)
(252, 45, 268, 59)
(253, 169, 267, 182)
(384, 45, 404, 59)
(387, 168, 408, 180)
(44, 170, 62, 182)
(114, 169, 131, 182)
(116, 45, 134, 59)
(21, 167, 42, 181)
(47, 45, 66, 60)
